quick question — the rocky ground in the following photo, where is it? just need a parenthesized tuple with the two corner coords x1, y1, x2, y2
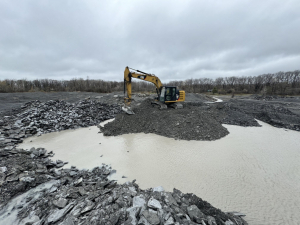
(219, 95, 300, 131)
(0, 93, 247, 225)
(102, 94, 300, 140)
(102, 99, 230, 141)
(1, 91, 300, 224)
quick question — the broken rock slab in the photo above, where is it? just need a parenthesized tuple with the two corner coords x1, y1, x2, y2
(187, 205, 206, 223)
(0, 166, 7, 173)
(47, 202, 75, 223)
(53, 198, 68, 209)
(141, 210, 160, 225)
(126, 206, 141, 225)
(153, 186, 164, 192)
(133, 195, 146, 210)
(147, 197, 162, 210)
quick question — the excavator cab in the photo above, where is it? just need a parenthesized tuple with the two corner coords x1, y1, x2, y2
(159, 86, 184, 103)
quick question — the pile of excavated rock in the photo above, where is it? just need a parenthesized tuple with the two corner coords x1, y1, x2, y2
(102, 97, 300, 140)
(101, 99, 262, 141)
(0, 148, 247, 225)
(223, 99, 300, 131)
(0, 99, 121, 205)
(0, 99, 120, 149)
(101, 99, 230, 141)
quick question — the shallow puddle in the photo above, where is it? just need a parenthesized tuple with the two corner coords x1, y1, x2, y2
(19, 120, 300, 225)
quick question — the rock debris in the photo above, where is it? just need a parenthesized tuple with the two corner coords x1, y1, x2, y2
(0, 97, 248, 224)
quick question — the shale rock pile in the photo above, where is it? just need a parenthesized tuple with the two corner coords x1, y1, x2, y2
(225, 99, 300, 131)
(0, 98, 120, 206)
(0, 147, 247, 225)
(211, 102, 260, 127)
(102, 95, 300, 140)
(0, 99, 120, 149)
(101, 99, 230, 141)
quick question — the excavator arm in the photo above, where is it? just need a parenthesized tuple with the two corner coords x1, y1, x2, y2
(124, 66, 163, 101)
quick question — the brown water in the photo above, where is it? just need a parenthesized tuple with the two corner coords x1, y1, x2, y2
(19, 120, 300, 225)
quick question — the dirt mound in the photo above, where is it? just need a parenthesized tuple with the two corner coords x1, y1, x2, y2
(101, 99, 229, 141)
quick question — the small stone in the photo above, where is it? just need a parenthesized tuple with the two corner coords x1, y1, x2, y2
(138, 216, 151, 225)
(165, 216, 175, 225)
(74, 178, 83, 186)
(69, 171, 78, 177)
(56, 163, 64, 168)
(20, 177, 35, 183)
(207, 216, 217, 225)
(128, 186, 137, 196)
(20, 215, 40, 224)
(4, 146, 14, 151)
(53, 198, 68, 209)
(141, 210, 160, 225)
(153, 186, 164, 192)
(80, 200, 95, 214)
(78, 187, 87, 196)
(163, 193, 178, 206)
(0, 166, 7, 173)
(187, 205, 206, 223)
(47, 203, 75, 223)
(49, 186, 58, 193)
(53, 169, 61, 176)
(225, 220, 235, 225)
(133, 195, 146, 210)
(148, 197, 162, 210)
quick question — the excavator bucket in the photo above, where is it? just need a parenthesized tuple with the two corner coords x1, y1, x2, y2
(122, 106, 135, 115)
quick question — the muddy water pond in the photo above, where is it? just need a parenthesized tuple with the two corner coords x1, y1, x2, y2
(19, 120, 300, 225)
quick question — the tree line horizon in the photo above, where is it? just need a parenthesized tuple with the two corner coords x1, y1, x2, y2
(0, 70, 299, 95)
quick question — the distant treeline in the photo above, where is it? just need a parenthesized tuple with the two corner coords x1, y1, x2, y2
(0, 79, 154, 93)
(0, 70, 299, 95)
(169, 70, 300, 95)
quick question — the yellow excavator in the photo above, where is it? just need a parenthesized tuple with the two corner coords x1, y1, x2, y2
(123, 66, 185, 114)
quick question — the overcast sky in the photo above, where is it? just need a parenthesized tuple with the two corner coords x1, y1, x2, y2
(0, 0, 299, 82)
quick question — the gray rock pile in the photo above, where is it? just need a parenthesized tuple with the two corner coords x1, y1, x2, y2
(223, 99, 300, 131)
(0, 99, 120, 149)
(102, 97, 300, 141)
(0, 147, 247, 225)
(19, 99, 120, 134)
(101, 99, 230, 141)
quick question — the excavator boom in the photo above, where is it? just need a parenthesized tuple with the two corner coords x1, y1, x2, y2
(124, 67, 163, 101)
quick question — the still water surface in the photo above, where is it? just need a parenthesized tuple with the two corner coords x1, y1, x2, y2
(19, 120, 300, 225)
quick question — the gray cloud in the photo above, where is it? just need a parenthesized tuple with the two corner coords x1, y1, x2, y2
(0, 0, 299, 82)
